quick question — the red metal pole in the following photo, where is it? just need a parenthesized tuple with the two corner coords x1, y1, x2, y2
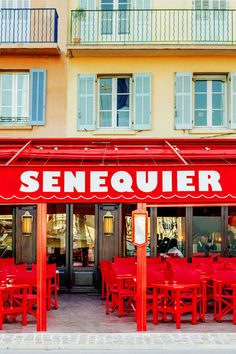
(136, 245, 147, 331)
(37, 203, 47, 331)
(136, 202, 147, 332)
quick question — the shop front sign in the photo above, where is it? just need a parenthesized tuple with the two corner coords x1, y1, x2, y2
(0, 165, 235, 204)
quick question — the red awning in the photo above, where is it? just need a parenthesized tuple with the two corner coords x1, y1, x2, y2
(0, 137, 236, 166)
(0, 137, 236, 205)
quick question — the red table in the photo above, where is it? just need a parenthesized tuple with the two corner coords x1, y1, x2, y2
(152, 281, 200, 329)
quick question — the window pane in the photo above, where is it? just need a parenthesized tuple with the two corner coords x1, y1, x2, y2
(193, 213, 221, 256)
(100, 78, 112, 93)
(99, 111, 112, 127)
(212, 110, 224, 126)
(47, 205, 67, 268)
(212, 80, 223, 92)
(212, 93, 223, 109)
(195, 93, 207, 109)
(73, 208, 95, 268)
(100, 94, 112, 110)
(2, 74, 12, 90)
(195, 80, 207, 92)
(194, 110, 207, 126)
(0, 211, 13, 259)
(117, 78, 129, 110)
(117, 110, 129, 127)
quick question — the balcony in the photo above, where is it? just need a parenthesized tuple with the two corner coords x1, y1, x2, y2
(0, 8, 59, 56)
(68, 8, 236, 57)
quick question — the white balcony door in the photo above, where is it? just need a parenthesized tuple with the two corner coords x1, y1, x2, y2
(133, 0, 151, 43)
(0, 0, 30, 42)
(100, 0, 131, 42)
(77, 0, 97, 43)
(193, 0, 230, 43)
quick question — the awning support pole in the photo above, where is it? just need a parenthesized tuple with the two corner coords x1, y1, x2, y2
(37, 203, 47, 331)
(136, 203, 147, 331)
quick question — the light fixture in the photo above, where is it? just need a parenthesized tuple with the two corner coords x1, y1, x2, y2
(103, 211, 114, 236)
(22, 211, 33, 236)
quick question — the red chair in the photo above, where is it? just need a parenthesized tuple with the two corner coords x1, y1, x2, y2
(113, 256, 136, 264)
(213, 270, 236, 324)
(99, 260, 113, 300)
(171, 269, 207, 322)
(46, 264, 59, 310)
(13, 271, 37, 318)
(0, 283, 29, 329)
(31, 264, 59, 310)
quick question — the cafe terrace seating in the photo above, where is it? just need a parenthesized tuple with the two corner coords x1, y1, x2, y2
(100, 256, 236, 328)
(0, 260, 59, 329)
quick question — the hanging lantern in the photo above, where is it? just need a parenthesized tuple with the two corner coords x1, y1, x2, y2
(22, 211, 33, 236)
(103, 211, 114, 236)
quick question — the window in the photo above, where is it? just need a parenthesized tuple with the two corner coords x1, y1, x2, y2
(0, 69, 46, 126)
(174, 72, 236, 131)
(101, 0, 130, 35)
(194, 76, 226, 128)
(193, 0, 229, 42)
(77, 73, 152, 131)
(98, 76, 131, 128)
(0, 73, 29, 124)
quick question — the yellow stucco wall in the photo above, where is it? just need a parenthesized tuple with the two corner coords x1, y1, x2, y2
(66, 55, 236, 138)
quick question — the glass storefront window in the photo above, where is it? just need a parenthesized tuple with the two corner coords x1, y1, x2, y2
(124, 213, 151, 257)
(0, 206, 13, 258)
(47, 204, 66, 267)
(228, 207, 236, 257)
(192, 207, 221, 256)
(73, 205, 95, 268)
(157, 213, 186, 256)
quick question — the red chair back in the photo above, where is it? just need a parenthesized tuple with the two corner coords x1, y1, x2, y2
(113, 256, 136, 264)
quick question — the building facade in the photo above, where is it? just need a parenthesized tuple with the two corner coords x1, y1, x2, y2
(1, 0, 236, 293)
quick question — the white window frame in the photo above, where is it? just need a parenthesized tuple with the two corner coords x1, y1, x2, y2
(97, 75, 132, 130)
(0, 72, 30, 124)
(193, 74, 227, 129)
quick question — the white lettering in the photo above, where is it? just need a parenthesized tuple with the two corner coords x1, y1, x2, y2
(90, 171, 108, 192)
(199, 171, 222, 191)
(20, 171, 39, 192)
(162, 171, 172, 192)
(64, 171, 85, 192)
(177, 171, 195, 191)
(111, 171, 133, 192)
(43, 171, 60, 192)
(136, 171, 158, 192)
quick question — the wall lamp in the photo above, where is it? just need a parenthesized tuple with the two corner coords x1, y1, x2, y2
(22, 211, 33, 236)
(103, 211, 114, 236)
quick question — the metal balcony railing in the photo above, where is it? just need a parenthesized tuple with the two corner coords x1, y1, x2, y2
(70, 9, 235, 45)
(0, 8, 58, 43)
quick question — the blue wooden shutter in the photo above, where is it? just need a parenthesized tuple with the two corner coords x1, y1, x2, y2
(230, 73, 236, 129)
(134, 73, 152, 130)
(175, 72, 192, 130)
(77, 74, 96, 130)
(30, 69, 46, 125)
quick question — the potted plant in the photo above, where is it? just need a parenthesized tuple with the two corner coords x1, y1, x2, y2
(72, 7, 86, 44)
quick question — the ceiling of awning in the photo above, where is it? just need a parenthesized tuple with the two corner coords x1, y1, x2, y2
(1, 137, 236, 166)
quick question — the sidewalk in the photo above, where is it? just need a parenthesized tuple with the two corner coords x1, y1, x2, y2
(0, 294, 235, 351)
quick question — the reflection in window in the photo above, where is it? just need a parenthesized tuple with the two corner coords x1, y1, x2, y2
(192, 208, 221, 256)
(228, 212, 236, 257)
(124, 214, 150, 257)
(73, 214, 95, 268)
(47, 210, 66, 267)
(0, 214, 13, 258)
(157, 216, 186, 255)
